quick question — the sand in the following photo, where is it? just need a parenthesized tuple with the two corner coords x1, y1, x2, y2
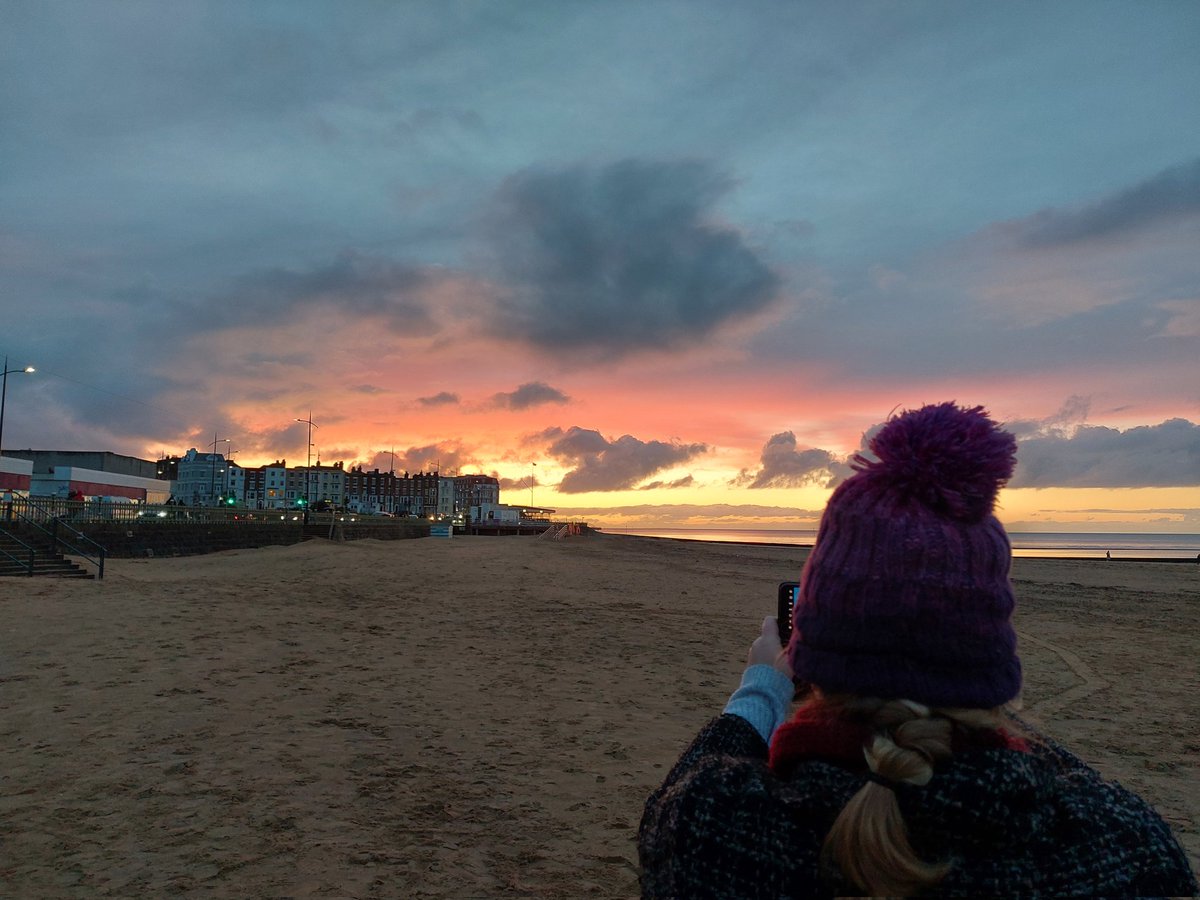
(1, 533, 1196, 897)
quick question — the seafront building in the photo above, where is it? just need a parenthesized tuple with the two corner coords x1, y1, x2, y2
(2, 450, 170, 503)
(1, 445, 509, 523)
(172, 448, 234, 506)
(243, 460, 288, 509)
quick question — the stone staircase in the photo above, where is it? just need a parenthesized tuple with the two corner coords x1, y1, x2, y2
(0, 528, 96, 579)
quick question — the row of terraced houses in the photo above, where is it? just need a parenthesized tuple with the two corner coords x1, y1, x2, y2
(165, 448, 501, 518)
(1, 449, 509, 522)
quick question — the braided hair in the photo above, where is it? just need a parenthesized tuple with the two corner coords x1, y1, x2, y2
(818, 695, 1013, 895)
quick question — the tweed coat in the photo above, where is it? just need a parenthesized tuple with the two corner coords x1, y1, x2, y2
(638, 714, 1197, 898)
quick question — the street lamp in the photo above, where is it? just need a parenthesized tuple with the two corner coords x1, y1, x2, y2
(209, 433, 230, 505)
(295, 414, 318, 514)
(0, 356, 36, 460)
(223, 448, 239, 503)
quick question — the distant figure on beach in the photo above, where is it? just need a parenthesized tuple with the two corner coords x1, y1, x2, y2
(1106, 549, 1112, 560)
(638, 403, 1196, 898)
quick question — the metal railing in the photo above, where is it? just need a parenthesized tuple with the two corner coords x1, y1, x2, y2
(4, 496, 429, 530)
(4, 497, 323, 527)
(4, 496, 107, 579)
(0, 530, 36, 576)
(538, 522, 586, 540)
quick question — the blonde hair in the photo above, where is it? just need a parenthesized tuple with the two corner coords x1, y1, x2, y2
(814, 694, 1010, 896)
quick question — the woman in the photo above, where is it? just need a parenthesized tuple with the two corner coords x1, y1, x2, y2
(638, 403, 1196, 898)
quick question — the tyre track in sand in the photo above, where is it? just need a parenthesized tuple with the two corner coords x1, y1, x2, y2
(1018, 630, 1110, 717)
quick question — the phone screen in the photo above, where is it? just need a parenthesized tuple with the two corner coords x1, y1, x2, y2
(777, 581, 801, 645)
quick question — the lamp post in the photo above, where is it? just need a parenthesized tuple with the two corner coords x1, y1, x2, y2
(208, 433, 230, 506)
(295, 414, 318, 515)
(530, 461, 537, 510)
(224, 448, 238, 504)
(0, 356, 36, 460)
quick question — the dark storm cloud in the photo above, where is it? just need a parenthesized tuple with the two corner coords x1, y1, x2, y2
(217, 252, 436, 333)
(1010, 418, 1200, 488)
(542, 426, 708, 493)
(418, 391, 460, 407)
(733, 431, 854, 489)
(489, 381, 570, 410)
(0, 363, 193, 453)
(1015, 157, 1200, 247)
(482, 159, 781, 356)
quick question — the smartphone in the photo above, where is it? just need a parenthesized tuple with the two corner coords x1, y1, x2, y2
(776, 581, 801, 645)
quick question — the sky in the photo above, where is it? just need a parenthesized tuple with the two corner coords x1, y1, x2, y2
(2, 0, 1198, 532)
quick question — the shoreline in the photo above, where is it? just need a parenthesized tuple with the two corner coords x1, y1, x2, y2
(602, 530, 1200, 562)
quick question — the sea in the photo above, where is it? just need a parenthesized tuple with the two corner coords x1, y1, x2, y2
(603, 527, 1200, 560)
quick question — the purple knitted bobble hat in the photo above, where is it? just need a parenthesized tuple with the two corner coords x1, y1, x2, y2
(787, 402, 1021, 709)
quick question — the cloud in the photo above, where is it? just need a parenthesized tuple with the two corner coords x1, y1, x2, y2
(365, 442, 478, 475)
(481, 159, 780, 357)
(217, 251, 437, 334)
(348, 384, 386, 395)
(1010, 418, 1200, 488)
(1154, 299, 1200, 338)
(638, 476, 694, 491)
(1014, 157, 1200, 247)
(489, 381, 570, 410)
(541, 426, 708, 493)
(733, 431, 854, 489)
(1005, 395, 1091, 439)
(499, 474, 540, 492)
(722, 407, 1199, 494)
(776, 158, 1200, 372)
(549, 503, 825, 528)
(1059, 508, 1200, 516)
(837, 402, 1199, 491)
(418, 391, 460, 407)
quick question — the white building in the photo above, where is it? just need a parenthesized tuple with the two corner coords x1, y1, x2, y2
(173, 448, 231, 506)
(311, 463, 346, 507)
(30, 466, 170, 503)
(226, 462, 246, 505)
(472, 503, 522, 524)
(0, 456, 33, 495)
(244, 460, 289, 509)
(436, 476, 455, 519)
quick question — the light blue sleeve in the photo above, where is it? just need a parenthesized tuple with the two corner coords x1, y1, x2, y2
(721, 664, 795, 743)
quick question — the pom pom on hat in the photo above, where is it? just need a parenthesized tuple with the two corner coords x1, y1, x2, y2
(788, 402, 1022, 709)
(853, 402, 1017, 523)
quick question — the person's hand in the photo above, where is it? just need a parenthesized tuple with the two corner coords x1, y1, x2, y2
(746, 615, 794, 680)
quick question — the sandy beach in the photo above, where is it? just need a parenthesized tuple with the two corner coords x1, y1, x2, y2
(1, 533, 1196, 897)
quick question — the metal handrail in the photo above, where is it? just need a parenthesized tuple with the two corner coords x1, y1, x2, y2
(0, 529, 36, 576)
(8, 497, 106, 579)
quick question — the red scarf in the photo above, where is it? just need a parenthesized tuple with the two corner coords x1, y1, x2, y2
(768, 703, 1029, 780)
